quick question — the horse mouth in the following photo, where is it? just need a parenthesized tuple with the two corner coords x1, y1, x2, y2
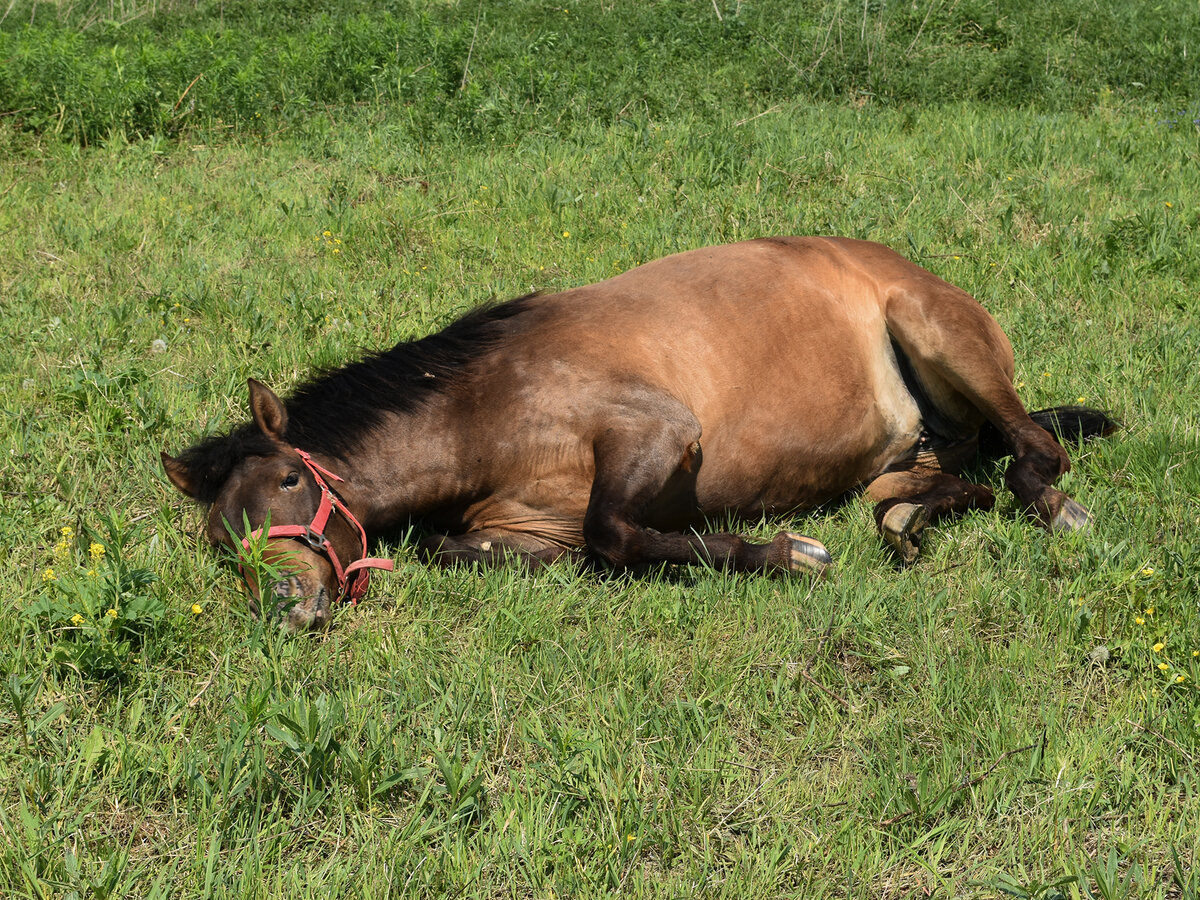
(248, 575, 333, 632)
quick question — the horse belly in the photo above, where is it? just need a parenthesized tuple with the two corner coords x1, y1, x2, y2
(683, 323, 923, 517)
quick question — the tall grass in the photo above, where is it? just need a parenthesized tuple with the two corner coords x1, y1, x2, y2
(2, 0, 1198, 145)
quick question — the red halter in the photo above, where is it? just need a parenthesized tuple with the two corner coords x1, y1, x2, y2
(239, 449, 394, 605)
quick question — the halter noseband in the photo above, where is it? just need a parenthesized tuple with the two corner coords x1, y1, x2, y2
(238, 449, 394, 605)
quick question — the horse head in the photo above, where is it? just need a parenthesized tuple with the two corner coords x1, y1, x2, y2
(162, 379, 389, 632)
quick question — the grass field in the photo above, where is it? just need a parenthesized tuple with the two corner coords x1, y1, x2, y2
(2, 0, 1199, 897)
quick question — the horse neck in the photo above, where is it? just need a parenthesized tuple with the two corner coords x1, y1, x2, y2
(305, 405, 473, 532)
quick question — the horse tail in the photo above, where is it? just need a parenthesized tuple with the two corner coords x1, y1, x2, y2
(980, 405, 1119, 456)
(1029, 406, 1120, 443)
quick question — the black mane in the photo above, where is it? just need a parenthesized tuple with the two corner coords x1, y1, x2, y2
(174, 293, 539, 503)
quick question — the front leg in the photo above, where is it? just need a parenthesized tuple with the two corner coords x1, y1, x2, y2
(418, 529, 582, 570)
(582, 400, 831, 576)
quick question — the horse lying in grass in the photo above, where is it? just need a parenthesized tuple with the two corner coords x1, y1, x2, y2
(163, 237, 1116, 631)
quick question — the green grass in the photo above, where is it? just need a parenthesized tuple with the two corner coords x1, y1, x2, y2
(2, 0, 1198, 145)
(2, 1, 1199, 897)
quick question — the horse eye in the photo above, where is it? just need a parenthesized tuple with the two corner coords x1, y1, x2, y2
(281, 472, 300, 489)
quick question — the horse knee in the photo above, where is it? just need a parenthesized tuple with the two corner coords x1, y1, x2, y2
(582, 511, 645, 568)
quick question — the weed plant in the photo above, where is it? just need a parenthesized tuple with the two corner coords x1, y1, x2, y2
(1, 0, 1198, 145)
(1, 0, 1199, 897)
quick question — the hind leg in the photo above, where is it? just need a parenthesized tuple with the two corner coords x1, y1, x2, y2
(583, 395, 831, 575)
(867, 466, 996, 563)
(885, 280, 1089, 532)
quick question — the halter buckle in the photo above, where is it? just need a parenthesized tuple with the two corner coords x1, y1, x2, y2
(297, 525, 330, 552)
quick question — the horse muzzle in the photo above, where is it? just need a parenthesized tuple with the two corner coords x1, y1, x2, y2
(274, 575, 333, 632)
(248, 572, 334, 632)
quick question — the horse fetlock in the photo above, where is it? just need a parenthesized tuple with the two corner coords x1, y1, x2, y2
(773, 532, 832, 576)
(879, 502, 928, 565)
(1028, 489, 1091, 533)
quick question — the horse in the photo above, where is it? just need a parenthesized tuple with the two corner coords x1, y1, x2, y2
(162, 236, 1116, 631)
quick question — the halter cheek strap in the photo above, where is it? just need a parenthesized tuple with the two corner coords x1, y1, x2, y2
(238, 449, 394, 605)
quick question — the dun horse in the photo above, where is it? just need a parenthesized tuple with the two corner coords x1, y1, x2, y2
(163, 237, 1115, 630)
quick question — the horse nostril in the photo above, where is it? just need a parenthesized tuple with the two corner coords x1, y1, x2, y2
(275, 584, 332, 633)
(270, 577, 305, 624)
(271, 576, 306, 600)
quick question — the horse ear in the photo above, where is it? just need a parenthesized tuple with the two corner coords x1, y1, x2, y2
(161, 450, 200, 499)
(247, 378, 288, 442)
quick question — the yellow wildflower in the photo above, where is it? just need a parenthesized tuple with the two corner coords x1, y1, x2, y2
(106, 608, 118, 618)
(1141, 568, 1155, 577)
(1158, 662, 1170, 671)
(61, 526, 74, 538)
(1145, 607, 1155, 615)
(70, 613, 84, 625)
(1153, 642, 1165, 653)
(191, 604, 203, 615)
(323, 230, 332, 237)
(1165, 202, 1173, 208)
(1176, 674, 1187, 683)
(562, 230, 570, 238)
(89, 541, 105, 561)
(42, 567, 57, 582)
(1135, 617, 1145, 625)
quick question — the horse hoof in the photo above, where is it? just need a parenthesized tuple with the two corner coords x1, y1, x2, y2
(1052, 498, 1092, 533)
(880, 502, 928, 565)
(780, 532, 832, 576)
